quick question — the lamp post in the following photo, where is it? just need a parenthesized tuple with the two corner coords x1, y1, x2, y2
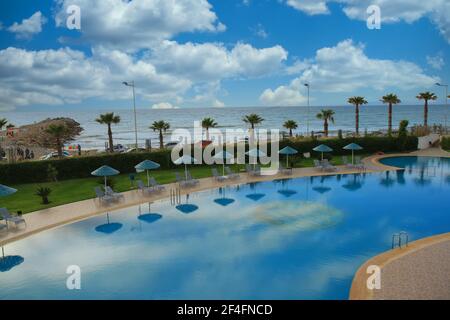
(436, 83, 448, 132)
(122, 81, 138, 149)
(304, 83, 310, 136)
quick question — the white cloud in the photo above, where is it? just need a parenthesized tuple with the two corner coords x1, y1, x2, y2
(426, 54, 445, 70)
(0, 47, 190, 110)
(284, 0, 450, 43)
(285, 0, 329, 15)
(260, 40, 438, 105)
(260, 79, 307, 106)
(151, 102, 179, 109)
(150, 40, 288, 80)
(0, 39, 288, 110)
(54, 0, 225, 50)
(7, 11, 47, 39)
(252, 23, 268, 38)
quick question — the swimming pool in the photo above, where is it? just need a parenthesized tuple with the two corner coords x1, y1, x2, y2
(1, 156, 449, 299)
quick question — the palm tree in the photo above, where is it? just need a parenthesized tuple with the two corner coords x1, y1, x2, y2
(201, 117, 218, 141)
(95, 113, 121, 152)
(150, 120, 170, 149)
(243, 113, 264, 143)
(0, 118, 7, 130)
(45, 124, 68, 158)
(316, 110, 335, 137)
(416, 92, 437, 127)
(347, 96, 368, 135)
(381, 94, 401, 135)
(283, 120, 298, 137)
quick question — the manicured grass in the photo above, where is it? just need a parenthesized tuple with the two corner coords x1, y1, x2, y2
(1, 154, 363, 214)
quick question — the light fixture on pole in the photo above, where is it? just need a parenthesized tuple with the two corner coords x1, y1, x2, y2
(122, 81, 138, 149)
(436, 83, 448, 131)
(304, 83, 310, 136)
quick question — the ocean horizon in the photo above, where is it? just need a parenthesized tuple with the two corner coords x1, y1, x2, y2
(2, 104, 449, 149)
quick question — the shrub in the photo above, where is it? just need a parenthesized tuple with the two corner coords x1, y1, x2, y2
(47, 164, 58, 182)
(35, 187, 52, 204)
(442, 136, 450, 151)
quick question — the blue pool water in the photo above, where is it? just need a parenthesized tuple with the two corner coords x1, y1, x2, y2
(1, 156, 449, 299)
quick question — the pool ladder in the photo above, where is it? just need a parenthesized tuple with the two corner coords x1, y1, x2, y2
(170, 187, 181, 205)
(392, 231, 409, 249)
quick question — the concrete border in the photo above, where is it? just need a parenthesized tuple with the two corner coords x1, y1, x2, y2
(349, 232, 450, 300)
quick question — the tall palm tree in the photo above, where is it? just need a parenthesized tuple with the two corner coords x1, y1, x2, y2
(348, 96, 368, 135)
(283, 120, 298, 137)
(0, 118, 7, 130)
(416, 92, 437, 127)
(45, 124, 68, 158)
(150, 120, 170, 149)
(201, 117, 218, 141)
(316, 110, 335, 137)
(381, 94, 401, 135)
(96, 112, 121, 152)
(243, 113, 264, 143)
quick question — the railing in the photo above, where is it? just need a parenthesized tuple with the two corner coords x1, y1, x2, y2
(392, 231, 409, 249)
(170, 187, 181, 206)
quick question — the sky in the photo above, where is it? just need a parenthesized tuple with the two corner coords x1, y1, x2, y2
(0, 0, 449, 111)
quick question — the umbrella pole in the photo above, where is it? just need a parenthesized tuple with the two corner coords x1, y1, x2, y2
(352, 150, 354, 165)
(286, 155, 289, 168)
(223, 163, 225, 176)
(1, 246, 4, 259)
(321, 152, 324, 160)
(147, 170, 150, 187)
(104, 176, 107, 191)
(185, 164, 188, 180)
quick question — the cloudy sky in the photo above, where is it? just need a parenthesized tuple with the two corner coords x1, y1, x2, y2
(0, 0, 449, 111)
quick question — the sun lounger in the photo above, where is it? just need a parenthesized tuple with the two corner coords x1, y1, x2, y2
(354, 156, 366, 171)
(94, 186, 115, 203)
(0, 222, 7, 232)
(212, 168, 226, 182)
(342, 156, 353, 168)
(186, 171, 199, 185)
(246, 164, 261, 176)
(313, 160, 324, 171)
(225, 166, 240, 179)
(105, 186, 125, 200)
(321, 159, 337, 172)
(176, 172, 192, 188)
(0, 208, 26, 228)
(149, 177, 165, 191)
(279, 163, 293, 175)
(137, 180, 153, 194)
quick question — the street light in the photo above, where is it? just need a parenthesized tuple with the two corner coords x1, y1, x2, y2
(122, 81, 138, 149)
(304, 83, 310, 135)
(435, 83, 448, 132)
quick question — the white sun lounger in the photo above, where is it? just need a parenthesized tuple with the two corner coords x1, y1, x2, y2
(0, 208, 26, 228)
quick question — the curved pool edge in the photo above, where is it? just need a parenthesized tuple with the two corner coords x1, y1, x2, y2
(349, 232, 450, 300)
(0, 164, 385, 247)
(370, 149, 450, 170)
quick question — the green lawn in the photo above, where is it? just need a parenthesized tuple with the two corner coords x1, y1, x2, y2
(1, 155, 356, 214)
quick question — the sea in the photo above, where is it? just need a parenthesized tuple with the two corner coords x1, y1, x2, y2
(1, 105, 449, 150)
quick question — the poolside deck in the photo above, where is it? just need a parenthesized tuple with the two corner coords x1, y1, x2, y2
(350, 232, 450, 300)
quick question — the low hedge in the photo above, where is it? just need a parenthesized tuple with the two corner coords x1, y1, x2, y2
(442, 136, 450, 151)
(0, 136, 418, 185)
